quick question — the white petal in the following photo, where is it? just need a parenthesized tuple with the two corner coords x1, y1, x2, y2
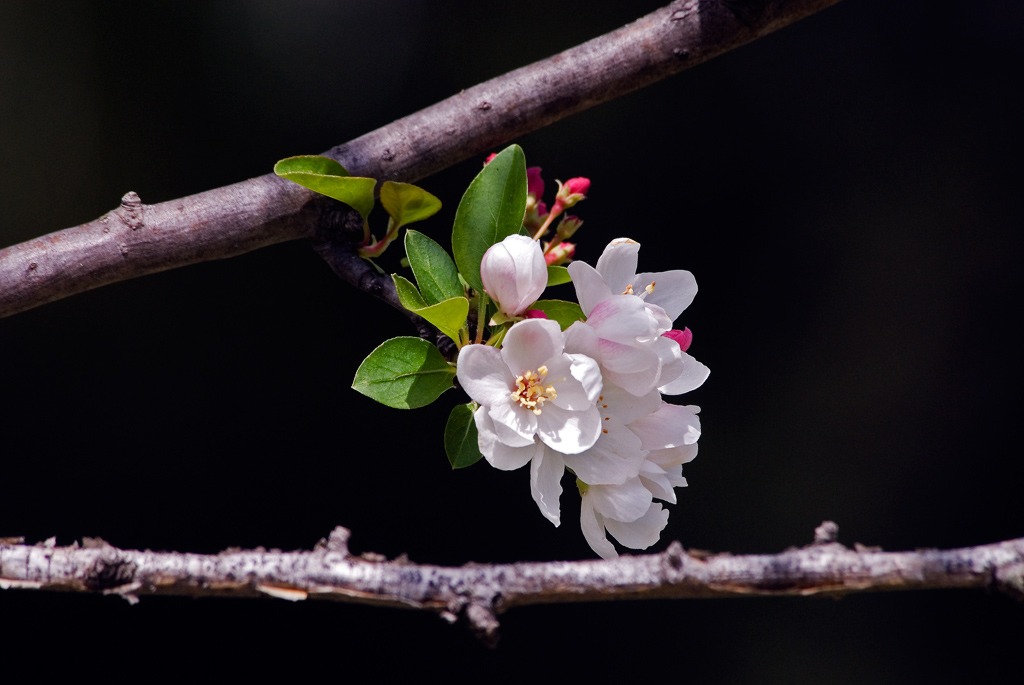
(595, 238, 640, 295)
(530, 447, 564, 526)
(658, 352, 710, 395)
(501, 319, 563, 375)
(562, 415, 645, 485)
(543, 356, 596, 411)
(566, 353, 602, 402)
(639, 461, 676, 503)
(567, 261, 613, 317)
(488, 400, 537, 445)
(647, 443, 699, 469)
(588, 478, 652, 523)
(457, 344, 513, 407)
(580, 495, 618, 560)
(629, 403, 701, 450)
(475, 410, 539, 469)
(604, 503, 669, 550)
(536, 404, 601, 454)
(599, 381, 662, 425)
(480, 235, 547, 317)
(634, 269, 697, 321)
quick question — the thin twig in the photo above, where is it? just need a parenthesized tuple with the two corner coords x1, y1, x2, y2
(2, 523, 1021, 646)
(0, 0, 842, 319)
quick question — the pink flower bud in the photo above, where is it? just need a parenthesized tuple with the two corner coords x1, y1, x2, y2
(556, 215, 583, 240)
(662, 328, 693, 352)
(544, 241, 575, 266)
(551, 177, 590, 215)
(484, 153, 498, 165)
(525, 309, 548, 319)
(480, 235, 548, 318)
(527, 167, 545, 202)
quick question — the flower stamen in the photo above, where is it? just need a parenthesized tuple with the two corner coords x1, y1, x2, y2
(511, 365, 558, 415)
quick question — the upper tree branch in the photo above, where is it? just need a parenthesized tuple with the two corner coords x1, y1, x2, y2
(2, 523, 1021, 646)
(0, 0, 842, 319)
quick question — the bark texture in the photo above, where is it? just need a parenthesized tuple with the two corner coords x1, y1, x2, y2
(0, 0, 842, 318)
(3, 524, 1021, 646)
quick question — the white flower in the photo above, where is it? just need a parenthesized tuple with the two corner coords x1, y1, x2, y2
(567, 238, 709, 396)
(578, 402, 701, 559)
(480, 234, 548, 319)
(457, 316, 603, 463)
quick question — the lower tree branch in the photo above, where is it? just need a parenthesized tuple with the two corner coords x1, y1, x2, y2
(0, 0, 842, 319)
(3, 523, 1020, 646)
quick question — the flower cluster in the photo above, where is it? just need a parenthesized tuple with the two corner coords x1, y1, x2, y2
(458, 236, 708, 558)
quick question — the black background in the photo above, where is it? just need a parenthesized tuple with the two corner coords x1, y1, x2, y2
(2, 1, 1022, 680)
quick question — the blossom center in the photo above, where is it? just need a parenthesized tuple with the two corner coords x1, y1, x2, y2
(623, 281, 656, 298)
(510, 365, 557, 415)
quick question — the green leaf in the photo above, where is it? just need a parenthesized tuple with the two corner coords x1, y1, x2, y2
(381, 182, 442, 229)
(391, 275, 468, 341)
(393, 274, 427, 310)
(445, 403, 483, 469)
(546, 265, 571, 286)
(413, 296, 470, 342)
(452, 145, 528, 292)
(405, 230, 463, 305)
(531, 299, 586, 331)
(274, 155, 376, 219)
(274, 155, 349, 177)
(352, 337, 455, 409)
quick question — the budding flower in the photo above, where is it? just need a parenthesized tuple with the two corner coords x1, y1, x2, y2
(556, 215, 583, 240)
(662, 328, 693, 353)
(484, 153, 498, 165)
(527, 167, 545, 203)
(480, 234, 548, 319)
(551, 177, 590, 215)
(544, 241, 576, 266)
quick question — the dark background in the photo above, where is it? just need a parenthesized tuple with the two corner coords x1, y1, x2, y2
(2, 0, 1021, 680)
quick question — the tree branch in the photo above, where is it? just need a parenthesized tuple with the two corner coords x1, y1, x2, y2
(0, 0, 842, 319)
(3, 523, 1020, 646)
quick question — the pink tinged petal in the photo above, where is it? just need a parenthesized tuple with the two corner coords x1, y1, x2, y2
(536, 403, 601, 454)
(604, 503, 669, 550)
(588, 295, 654, 344)
(658, 352, 710, 395)
(595, 238, 640, 295)
(639, 461, 676, 503)
(600, 381, 662, 425)
(563, 415, 645, 485)
(501, 319, 564, 376)
(647, 443, 699, 469)
(531, 447, 564, 526)
(580, 496, 618, 560)
(589, 478, 653, 523)
(562, 321, 600, 359)
(652, 335, 684, 389)
(488, 401, 537, 446)
(457, 344, 514, 407)
(634, 270, 697, 321)
(567, 261, 613, 317)
(599, 341, 661, 397)
(629, 403, 701, 451)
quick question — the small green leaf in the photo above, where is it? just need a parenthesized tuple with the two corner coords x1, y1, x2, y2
(393, 274, 428, 311)
(393, 275, 469, 341)
(352, 337, 456, 409)
(531, 299, 586, 331)
(413, 296, 470, 342)
(274, 155, 376, 219)
(274, 155, 349, 177)
(445, 403, 483, 469)
(452, 145, 528, 292)
(381, 182, 442, 229)
(405, 230, 463, 305)
(546, 265, 571, 286)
